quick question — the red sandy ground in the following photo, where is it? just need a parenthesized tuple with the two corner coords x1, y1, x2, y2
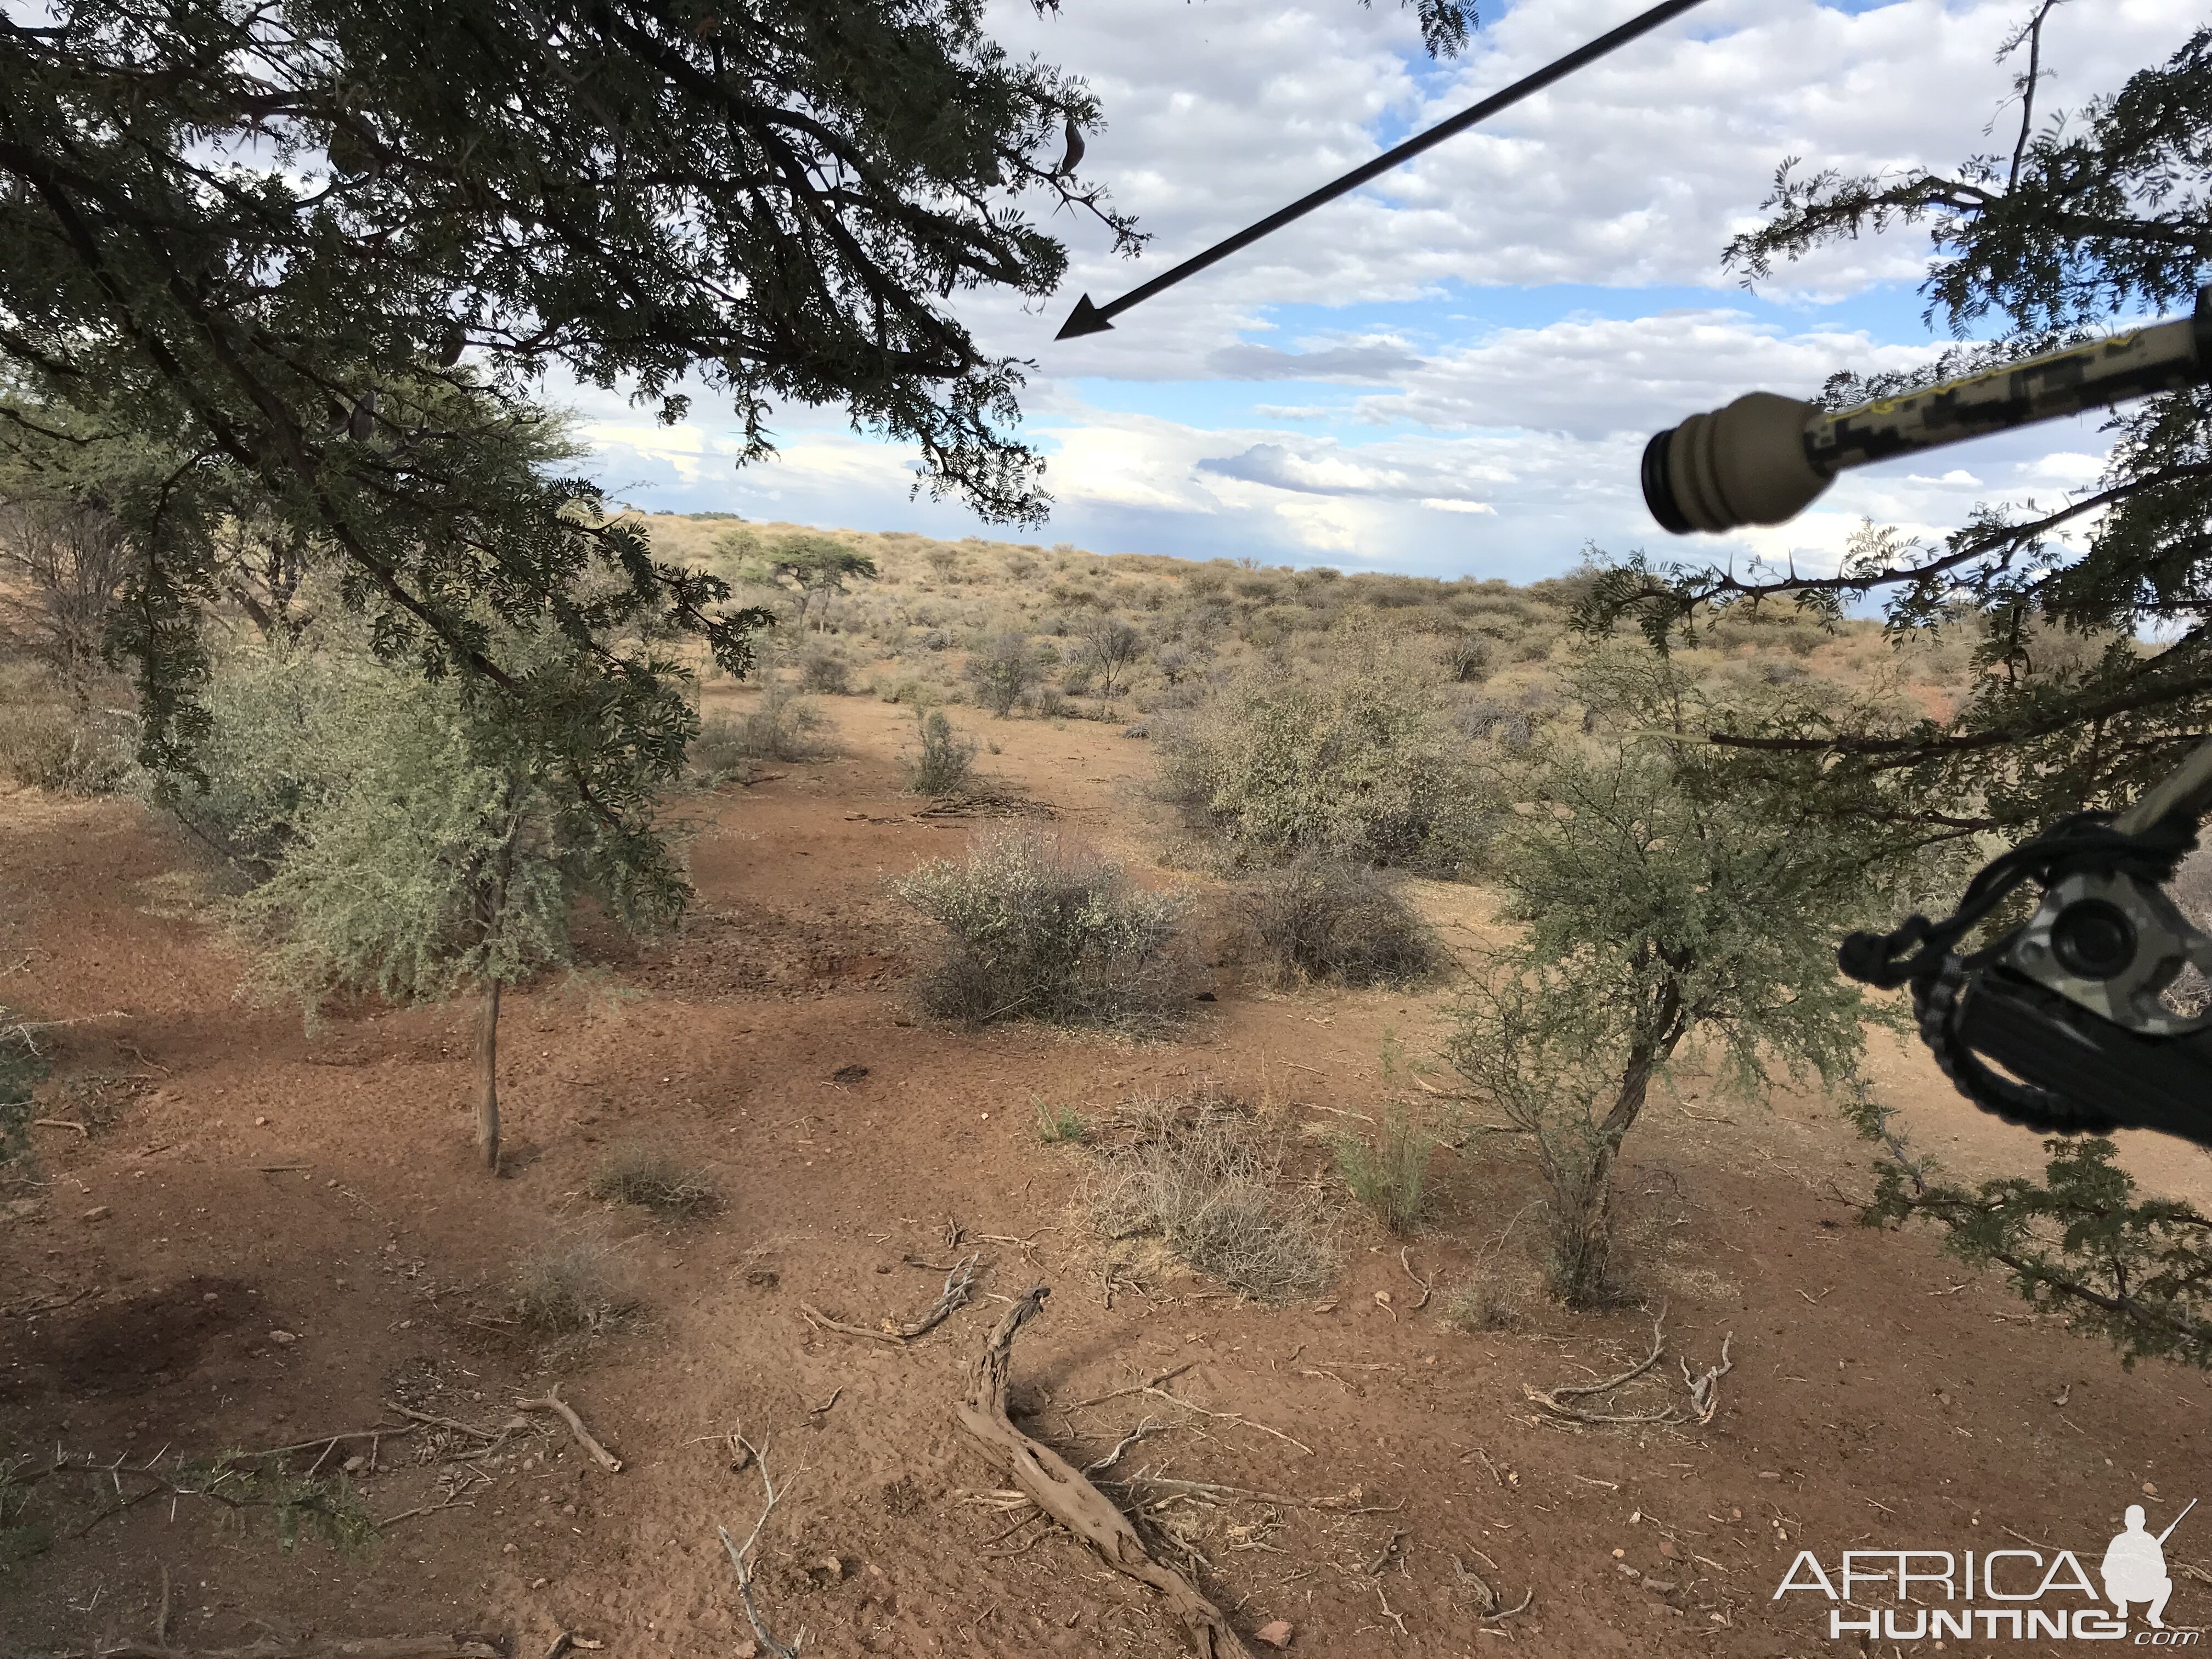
(5, 687, 2212, 1658)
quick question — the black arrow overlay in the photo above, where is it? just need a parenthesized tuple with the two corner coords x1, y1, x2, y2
(1056, 0, 1716, 341)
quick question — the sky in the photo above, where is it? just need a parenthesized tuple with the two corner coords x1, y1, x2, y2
(573, 0, 2203, 584)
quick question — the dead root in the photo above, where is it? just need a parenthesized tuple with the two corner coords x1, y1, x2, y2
(952, 1285, 1255, 1659)
(801, 1252, 981, 1345)
(1523, 1306, 1734, 1429)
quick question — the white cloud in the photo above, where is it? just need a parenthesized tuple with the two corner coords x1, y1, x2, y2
(568, 0, 2196, 582)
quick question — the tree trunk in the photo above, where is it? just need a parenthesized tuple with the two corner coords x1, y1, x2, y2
(475, 978, 501, 1173)
(1555, 1000, 1684, 1307)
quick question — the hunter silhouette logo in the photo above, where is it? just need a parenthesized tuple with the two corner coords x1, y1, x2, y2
(2104, 1500, 2194, 1630)
(1774, 1497, 2199, 1644)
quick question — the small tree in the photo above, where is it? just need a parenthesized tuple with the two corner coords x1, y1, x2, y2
(1446, 650, 1926, 1304)
(1076, 613, 1144, 697)
(964, 630, 1041, 716)
(197, 629, 682, 1171)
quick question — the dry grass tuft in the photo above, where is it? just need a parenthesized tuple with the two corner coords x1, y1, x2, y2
(511, 1235, 639, 1336)
(895, 825, 1188, 1031)
(585, 1148, 720, 1219)
(1084, 1091, 1336, 1302)
(1441, 1277, 1523, 1333)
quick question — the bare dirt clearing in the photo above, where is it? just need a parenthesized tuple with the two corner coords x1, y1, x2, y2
(6, 687, 2211, 1658)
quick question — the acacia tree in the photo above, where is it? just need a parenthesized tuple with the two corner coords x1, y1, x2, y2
(197, 623, 675, 1171)
(1447, 651, 1936, 1304)
(966, 630, 1041, 716)
(769, 537, 879, 634)
(1076, 613, 1144, 697)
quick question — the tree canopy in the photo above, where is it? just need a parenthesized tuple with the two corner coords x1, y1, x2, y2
(1584, 14, 2212, 837)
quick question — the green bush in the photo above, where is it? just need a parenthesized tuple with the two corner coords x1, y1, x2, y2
(1034, 1101, 1088, 1143)
(906, 708, 977, 794)
(1155, 617, 1491, 873)
(1242, 857, 1440, 987)
(1333, 1103, 1431, 1235)
(895, 826, 1186, 1030)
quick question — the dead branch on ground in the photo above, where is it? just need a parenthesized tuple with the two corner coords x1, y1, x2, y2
(952, 1286, 1255, 1659)
(1522, 1307, 1736, 1428)
(1065, 1361, 1196, 1409)
(1083, 1420, 1169, 1475)
(514, 1384, 622, 1472)
(800, 1252, 981, 1345)
(1680, 1334, 1736, 1426)
(67, 1647, 487, 1659)
(716, 1434, 804, 1659)
(1398, 1248, 1434, 1311)
(1106, 1473, 1383, 1512)
(1451, 1554, 1534, 1623)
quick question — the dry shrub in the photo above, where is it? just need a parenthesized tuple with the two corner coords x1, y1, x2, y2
(797, 647, 852, 695)
(585, 1148, 720, 1218)
(687, 714, 759, 785)
(727, 684, 834, 762)
(895, 826, 1187, 1031)
(511, 1235, 637, 1335)
(1442, 1277, 1522, 1332)
(1243, 857, 1440, 988)
(1085, 1092, 1335, 1301)
(1153, 617, 1490, 874)
(0, 676, 130, 795)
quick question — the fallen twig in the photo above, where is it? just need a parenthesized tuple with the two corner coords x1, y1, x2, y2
(1398, 1248, 1434, 1311)
(1084, 1420, 1170, 1475)
(800, 1252, 982, 1345)
(373, 1496, 478, 1528)
(31, 1118, 89, 1137)
(1523, 1306, 1733, 1428)
(717, 1435, 805, 1659)
(952, 1286, 1254, 1658)
(1141, 1383, 1312, 1456)
(1104, 1474, 1381, 1513)
(514, 1384, 622, 1473)
(1680, 1334, 1736, 1426)
(56, 1644, 500, 1659)
(1066, 1362, 1197, 1410)
(3, 1284, 97, 1319)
